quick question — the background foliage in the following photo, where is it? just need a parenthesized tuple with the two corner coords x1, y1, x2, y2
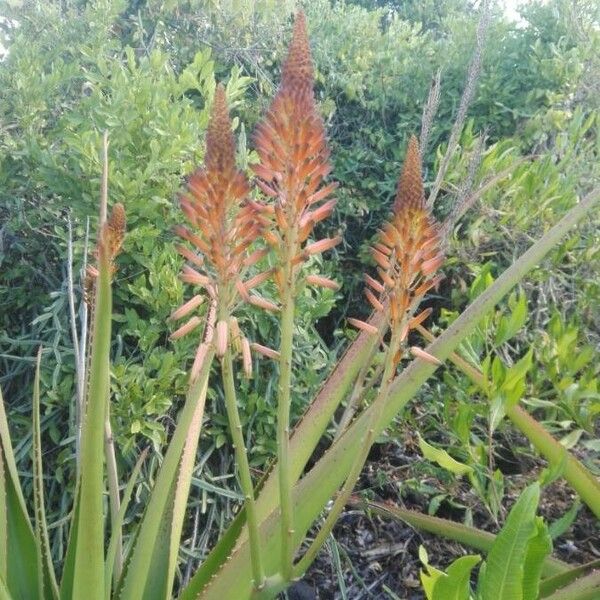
(1, 0, 598, 595)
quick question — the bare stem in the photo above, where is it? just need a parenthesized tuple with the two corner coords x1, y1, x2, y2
(221, 344, 265, 589)
(277, 263, 296, 581)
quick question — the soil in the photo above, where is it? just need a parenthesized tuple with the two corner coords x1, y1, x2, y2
(291, 440, 600, 600)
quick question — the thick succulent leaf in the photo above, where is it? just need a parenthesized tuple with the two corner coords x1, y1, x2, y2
(478, 483, 540, 600)
(65, 247, 112, 599)
(105, 449, 148, 599)
(184, 192, 600, 599)
(353, 498, 568, 577)
(543, 570, 600, 600)
(32, 350, 60, 599)
(539, 560, 600, 598)
(0, 387, 41, 598)
(118, 349, 214, 600)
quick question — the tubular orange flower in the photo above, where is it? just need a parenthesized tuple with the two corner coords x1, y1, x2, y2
(252, 11, 339, 292)
(173, 83, 270, 366)
(350, 136, 444, 356)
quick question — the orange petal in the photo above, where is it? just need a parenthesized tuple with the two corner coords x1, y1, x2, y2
(348, 317, 379, 335)
(250, 342, 281, 360)
(365, 288, 384, 312)
(305, 236, 341, 255)
(215, 320, 228, 357)
(410, 346, 441, 365)
(170, 295, 204, 321)
(190, 343, 209, 380)
(249, 295, 279, 312)
(170, 316, 202, 340)
(305, 274, 340, 290)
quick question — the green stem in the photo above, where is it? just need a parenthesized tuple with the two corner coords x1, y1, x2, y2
(104, 412, 122, 585)
(277, 269, 295, 581)
(221, 346, 265, 589)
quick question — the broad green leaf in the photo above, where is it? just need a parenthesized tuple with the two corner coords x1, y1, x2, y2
(418, 434, 473, 477)
(432, 554, 481, 600)
(419, 545, 444, 600)
(32, 350, 59, 599)
(0, 387, 41, 599)
(522, 517, 552, 600)
(478, 483, 540, 600)
(495, 291, 527, 346)
(118, 349, 214, 600)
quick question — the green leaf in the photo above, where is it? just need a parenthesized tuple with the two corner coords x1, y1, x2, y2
(478, 483, 540, 600)
(118, 350, 214, 600)
(539, 560, 600, 597)
(548, 501, 580, 540)
(522, 517, 552, 600)
(0, 387, 42, 599)
(104, 449, 148, 599)
(62, 243, 113, 599)
(495, 291, 528, 346)
(418, 434, 474, 477)
(432, 554, 481, 600)
(32, 350, 59, 599)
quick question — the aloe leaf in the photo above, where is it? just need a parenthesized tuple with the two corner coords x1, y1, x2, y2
(0, 387, 41, 598)
(540, 560, 600, 598)
(165, 382, 208, 598)
(478, 483, 540, 600)
(351, 498, 568, 577)
(0, 573, 14, 600)
(432, 554, 480, 600)
(543, 570, 600, 600)
(66, 244, 112, 599)
(185, 189, 600, 599)
(32, 349, 60, 599)
(105, 448, 148, 599)
(522, 517, 553, 600)
(118, 348, 214, 600)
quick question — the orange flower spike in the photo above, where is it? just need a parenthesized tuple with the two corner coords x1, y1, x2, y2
(253, 11, 336, 271)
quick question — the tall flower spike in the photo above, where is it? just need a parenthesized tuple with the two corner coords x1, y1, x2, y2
(173, 84, 268, 361)
(351, 136, 443, 361)
(253, 11, 340, 291)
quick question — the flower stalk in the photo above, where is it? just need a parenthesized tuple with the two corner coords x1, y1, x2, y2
(253, 11, 339, 579)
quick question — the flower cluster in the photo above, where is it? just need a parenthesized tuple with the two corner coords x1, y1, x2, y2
(252, 12, 340, 293)
(171, 84, 269, 376)
(350, 136, 443, 365)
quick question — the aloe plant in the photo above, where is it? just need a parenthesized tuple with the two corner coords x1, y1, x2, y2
(1, 10, 599, 600)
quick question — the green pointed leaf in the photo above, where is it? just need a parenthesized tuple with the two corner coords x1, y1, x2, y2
(432, 554, 481, 600)
(522, 517, 553, 600)
(105, 449, 148, 599)
(540, 560, 600, 598)
(0, 388, 41, 598)
(418, 434, 473, 477)
(548, 501, 580, 540)
(68, 248, 112, 599)
(32, 350, 60, 599)
(478, 483, 540, 600)
(118, 350, 214, 600)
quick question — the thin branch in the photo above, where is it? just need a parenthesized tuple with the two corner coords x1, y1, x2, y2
(419, 69, 442, 157)
(427, 0, 491, 209)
